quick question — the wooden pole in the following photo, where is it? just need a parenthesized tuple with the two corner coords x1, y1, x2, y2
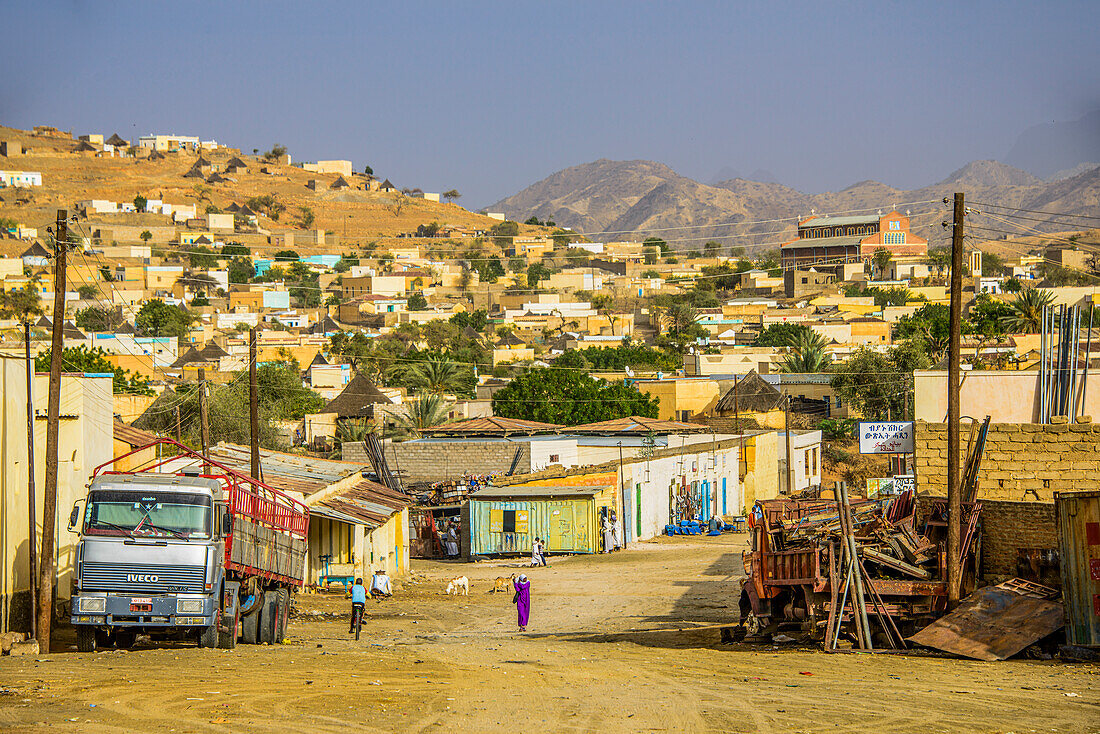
(24, 321, 36, 639)
(38, 209, 67, 652)
(249, 327, 260, 480)
(198, 367, 210, 471)
(947, 192, 965, 611)
(174, 405, 181, 443)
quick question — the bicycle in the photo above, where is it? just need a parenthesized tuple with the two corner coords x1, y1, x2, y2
(350, 602, 364, 640)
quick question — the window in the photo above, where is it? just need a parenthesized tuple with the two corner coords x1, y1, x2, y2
(884, 232, 905, 245)
(801, 277, 808, 284)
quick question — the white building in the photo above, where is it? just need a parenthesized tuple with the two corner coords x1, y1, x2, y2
(0, 171, 43, 188)
(137, 134, 200, 152)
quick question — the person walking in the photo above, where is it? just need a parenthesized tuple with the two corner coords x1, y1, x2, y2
(511, 573, 531, 631)
(601, 515, 614, 553)
(537, 537, 549, 566)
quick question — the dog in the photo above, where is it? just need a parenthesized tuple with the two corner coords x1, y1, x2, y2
(489, 576, 511, 593)
(445, 576, 469, 596)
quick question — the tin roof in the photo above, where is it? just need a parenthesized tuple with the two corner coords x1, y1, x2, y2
(799, 214, 880, 228)
(472, 484, 611, 499)
(421, 416, 563, 437)
(566, 416, 710, 435)
(313, 478, 409, 528)
(113, 420, 158, 447)
(205, 443, 368, 497)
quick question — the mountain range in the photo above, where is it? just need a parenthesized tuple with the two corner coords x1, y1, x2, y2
(490, 159, 1100, 250)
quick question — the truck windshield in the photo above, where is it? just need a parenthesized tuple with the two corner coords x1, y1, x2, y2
(84, 490, 212, 539)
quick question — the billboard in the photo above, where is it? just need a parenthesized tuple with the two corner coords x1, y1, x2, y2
(857, 421, 914, 454)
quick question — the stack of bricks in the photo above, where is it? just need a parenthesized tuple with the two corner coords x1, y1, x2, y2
(914, 420, 1100, 503)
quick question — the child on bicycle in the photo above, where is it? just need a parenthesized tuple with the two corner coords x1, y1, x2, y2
(349, 577, 366, 633)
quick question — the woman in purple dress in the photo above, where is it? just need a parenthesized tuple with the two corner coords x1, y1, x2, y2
(511, 573, 531, 631)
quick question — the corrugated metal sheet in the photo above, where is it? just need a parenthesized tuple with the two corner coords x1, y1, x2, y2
(1055, 490, 1100, 648)
(469, 497, 597, 555)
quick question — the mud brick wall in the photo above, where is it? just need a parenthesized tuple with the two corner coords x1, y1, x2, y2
(914, 421, 1100, 503)
(381, 441, 532, 484)
(976, 500, 1058, 579)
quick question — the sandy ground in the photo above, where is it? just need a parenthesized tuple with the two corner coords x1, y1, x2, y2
(1, 534, 1097, 733)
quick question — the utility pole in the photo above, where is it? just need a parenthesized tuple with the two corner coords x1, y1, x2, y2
(947, 192, 965, 610)
(39, 209, 67, 652)
(784, 395, 793, 495)
(198, 367, 210, 472)
(24, 321, 36, 639)
(249, 327, 260, 480)
(174, 406, 182, 443)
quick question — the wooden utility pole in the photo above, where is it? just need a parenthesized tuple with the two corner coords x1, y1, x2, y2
(174, 406, 182, 443)
(24, 321, 36, 639)
(198, 367, 210, 471)
(38, 209, 67, 652)
(947, 192, 965, 610)
(249, 327, 260, 480)
(784, 395, 793, 494)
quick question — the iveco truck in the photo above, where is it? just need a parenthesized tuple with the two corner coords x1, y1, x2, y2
(69, 440, 309, 652)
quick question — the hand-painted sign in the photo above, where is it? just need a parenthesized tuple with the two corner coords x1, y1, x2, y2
(858, 421, 914, 454)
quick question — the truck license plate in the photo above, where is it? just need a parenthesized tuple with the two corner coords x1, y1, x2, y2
(131, 597, 152, 604)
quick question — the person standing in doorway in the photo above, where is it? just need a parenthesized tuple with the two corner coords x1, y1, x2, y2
(511, 573, 531, 631)
(602, 514, 614, 553)
(611, 511, 623, 551)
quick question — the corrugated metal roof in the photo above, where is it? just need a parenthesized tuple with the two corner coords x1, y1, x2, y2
(567, 416, 709, 435)
(799, 214, 880, 228)
(784, 235, 865, 249)
(206, 443, 368, 497)
(421, 416, 563, 437)
(472, 484, 610, 499)
(113, 420, 158, 447)
(314, 478, 410, 528)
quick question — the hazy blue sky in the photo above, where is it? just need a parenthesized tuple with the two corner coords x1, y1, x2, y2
(3, 1, 1098, 205)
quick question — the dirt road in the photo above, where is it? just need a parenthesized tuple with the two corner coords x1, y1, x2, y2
(1, 534, 1096, 733)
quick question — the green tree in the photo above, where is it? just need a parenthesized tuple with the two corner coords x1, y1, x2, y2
(407, 292, 428, 310)
(754, 323, 814, 347)
(643, 246, 658, 265)
(527, 262, 552, 288)
(967, 293, 1013, 337)
(0, 282, 44, 323)
(136, 299, 193, 339)
(394, 393, 452, 437)
(139, 230, 153, 246)
(831, 344, 930, 421)
(188, 246, 219, 269)
(273, 249, 300, 261)
(643, 237, 669, 256)
(1002, 277, 1023, 293)
(363, 165, 374, 176)
(872, 247, 893, 279)
(927, 246, 950, 278)
(400, 357, 475, 396)
(228, 257, 255, 283)
(491, 368, 660, 424)
(77, 283, 99, 300)
(450, 309, 488, 331)
(221, 243, 249, 257)
(263, 143, 288, 162)
(442, 189, 461, 203)
(780, 329, 831, 373)
(36, 346, 152, 395)
(1001, 288, 1055, 333)
(981, 252, 1007, 277)
(298, 206, 315, 229)
(133, 195, 147, 212)
(894, 303, 957, 359)
(75, 306, 123, 332)
(704, 240, 723, 256)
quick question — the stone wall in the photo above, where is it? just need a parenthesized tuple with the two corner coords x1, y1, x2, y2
(977, 500, 1058, 581)
(914, 420, 1100, 503)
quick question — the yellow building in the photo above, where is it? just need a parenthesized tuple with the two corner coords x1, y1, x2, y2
(634, 377, 721, 422)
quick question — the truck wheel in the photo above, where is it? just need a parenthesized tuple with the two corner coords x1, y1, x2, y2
(258, 590, 279, 644)
(218, 601, 239, 649)
(76, 626, 97, 653)
(275, 589, 289, 643)
(199, 609, 221, 649)
(241, 606, 261, 644)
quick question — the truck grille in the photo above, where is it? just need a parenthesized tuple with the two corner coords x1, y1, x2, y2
(80, 562, 206, 594)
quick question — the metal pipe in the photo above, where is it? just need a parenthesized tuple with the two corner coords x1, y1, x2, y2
(1071, 305, 1080, 421)
(840, 482, 872, 649)
(1078, 301, 1086, 415)
(1040, 305, 1047, 422)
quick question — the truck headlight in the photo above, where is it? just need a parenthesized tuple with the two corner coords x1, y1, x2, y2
(177, 599, 204, 614)
(79, 597, 106, 613)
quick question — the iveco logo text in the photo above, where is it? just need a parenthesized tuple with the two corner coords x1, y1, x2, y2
(127, 574, 159, 583)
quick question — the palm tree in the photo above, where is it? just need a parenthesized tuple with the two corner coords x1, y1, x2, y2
(1000, 289, 1055, 333)
(780, 329, 831, 373)
(405, 357, 474, 396)
(394, 393, 451, 437)
(335, 418, 373, 445)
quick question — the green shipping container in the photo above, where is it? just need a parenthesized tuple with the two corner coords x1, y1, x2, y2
(1054, 490, 1100, 648)
(469, 485, 608, 556)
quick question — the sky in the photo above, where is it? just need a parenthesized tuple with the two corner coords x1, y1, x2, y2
(2, 1, 1098, 206)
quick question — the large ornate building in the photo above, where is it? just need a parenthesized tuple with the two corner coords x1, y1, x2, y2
(779, 210, 928, 269)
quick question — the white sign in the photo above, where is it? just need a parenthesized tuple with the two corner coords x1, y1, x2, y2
(857, 421, 914, 454)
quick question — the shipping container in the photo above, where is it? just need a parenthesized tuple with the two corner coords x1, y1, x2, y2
(468, 484, 617, 555)
(1054, 490, 1100, 648)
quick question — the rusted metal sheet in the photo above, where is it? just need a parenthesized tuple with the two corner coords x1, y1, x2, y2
(1055, 490, 1100, 648)
(908, 580, 1063, 661)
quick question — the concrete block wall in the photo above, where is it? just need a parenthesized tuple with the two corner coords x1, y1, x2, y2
(915, 421, 1100, 503)
(977, 500, 1057, 579)
(384, 441, 532, 484)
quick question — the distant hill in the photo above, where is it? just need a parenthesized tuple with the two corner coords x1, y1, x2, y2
(490, 158, 1100, 250)
(1004, 110, 1100, 179)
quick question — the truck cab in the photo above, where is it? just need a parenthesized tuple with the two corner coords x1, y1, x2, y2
(70, 473, 229, 651)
